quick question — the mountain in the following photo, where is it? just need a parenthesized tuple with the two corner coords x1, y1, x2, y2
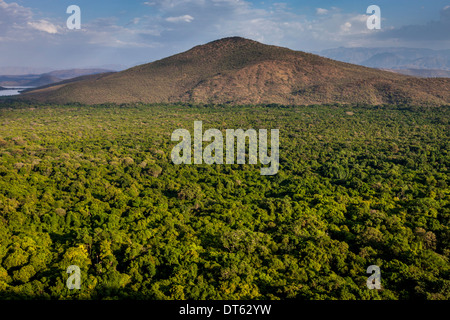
(26, 74, 62, 87)
(362, 53, 404, 69)
(0, 75, 41, 86)
(384, 68, 450, 78)
(20, 72, 116, 94)
(0, 68, 114, 87)
(21, 37, 450, 106)
(403, 56, 450, 70)
(44, 69, 114, 80)
(319, 47, 450, 70)
(0, 67, 53, 76)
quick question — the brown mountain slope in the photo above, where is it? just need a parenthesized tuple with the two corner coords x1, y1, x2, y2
(21, 37, 450, 105)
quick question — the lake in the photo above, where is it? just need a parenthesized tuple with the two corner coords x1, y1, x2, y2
(0, 86, 35, 96)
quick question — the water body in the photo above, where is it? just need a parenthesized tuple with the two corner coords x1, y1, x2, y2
(0, 86, 34, 96)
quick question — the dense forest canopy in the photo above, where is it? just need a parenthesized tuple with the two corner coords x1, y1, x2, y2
(0, 102, 449, 299)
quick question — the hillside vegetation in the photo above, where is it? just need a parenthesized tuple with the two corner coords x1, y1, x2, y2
(21, 37, 450, 106)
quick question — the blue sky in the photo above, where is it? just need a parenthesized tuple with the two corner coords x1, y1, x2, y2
(1, 0, 449, 69)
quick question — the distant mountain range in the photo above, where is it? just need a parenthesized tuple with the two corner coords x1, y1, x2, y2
(318, 47, 450, 77)
(0, 69, 116, 87)
(19, 37, 450, 106)
(0, 67, 54, 76)
(382, 68, 450, 78)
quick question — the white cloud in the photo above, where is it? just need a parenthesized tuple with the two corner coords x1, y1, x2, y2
(316, 8, 328, 15)
(352, 14, 369, 23)
(340, 21, 352, 32)
(27, 20, 59, 34)
(372, 5, 450, 44)
(81, 17, 162, 48)
(165, 14, 194, 22)
(0, 0, 375, 55)
(0, 0, 32, 19)
(144, 0, 205, 9)
(0, 0, 33, 37)
(441, 5, 450, 21)
(1, 0, 448, 69)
